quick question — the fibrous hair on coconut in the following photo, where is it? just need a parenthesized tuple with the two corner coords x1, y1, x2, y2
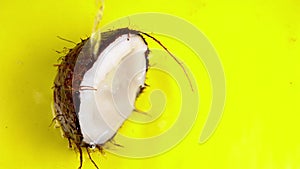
(53, 28, 192, 169)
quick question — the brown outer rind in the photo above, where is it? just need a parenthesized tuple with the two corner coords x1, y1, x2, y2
(53, 28, 149, 148)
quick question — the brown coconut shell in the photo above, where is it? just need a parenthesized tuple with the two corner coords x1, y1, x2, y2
(53, 28, 149, 156)
(52, 27, 194, 169)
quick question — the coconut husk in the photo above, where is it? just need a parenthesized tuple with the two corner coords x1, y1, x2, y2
(53, 28, 149, 168)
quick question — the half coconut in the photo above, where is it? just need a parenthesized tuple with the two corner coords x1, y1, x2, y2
(53, 28, 149, 167)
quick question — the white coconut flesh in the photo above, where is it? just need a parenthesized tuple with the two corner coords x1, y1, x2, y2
(78, 33, 148, 145)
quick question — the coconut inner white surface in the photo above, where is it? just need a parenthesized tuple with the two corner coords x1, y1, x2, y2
(78, 33, 147, 145)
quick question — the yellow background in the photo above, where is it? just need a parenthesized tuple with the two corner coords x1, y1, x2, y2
(0, 0, 299, 169)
